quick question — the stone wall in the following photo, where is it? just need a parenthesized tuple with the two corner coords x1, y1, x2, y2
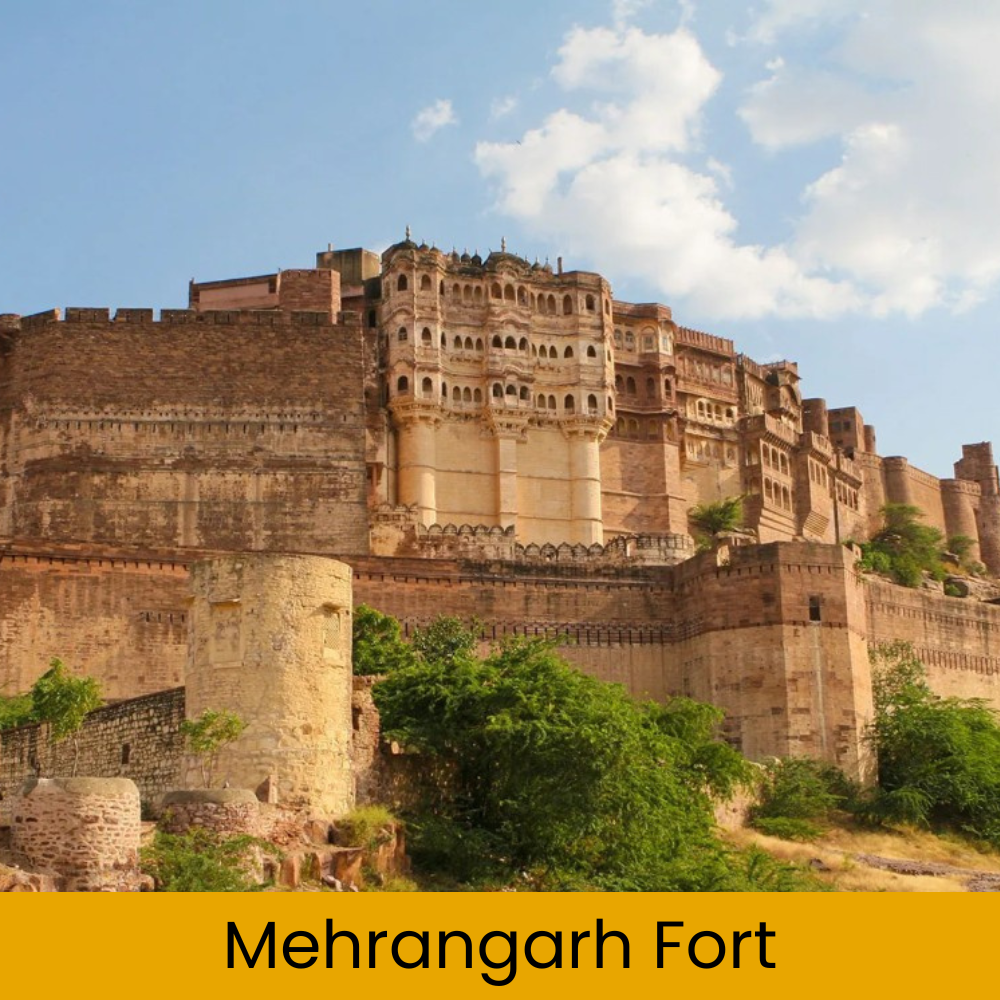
(0, 688, 184, 818)
(0, 307, 369, 555)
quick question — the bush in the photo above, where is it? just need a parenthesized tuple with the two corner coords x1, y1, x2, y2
(352, 604, 417, 675)
(750, 757, 847, 827)
(141, 828, 277, 892)
(336, 805, 398, 850)
(858, 503, 947, 587)
(373, 620, 754, 891)
(751, 816, 825, 842)
(866, 642, 1000, 846)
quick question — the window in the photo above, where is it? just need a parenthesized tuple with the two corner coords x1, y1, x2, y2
(421, 377, 433, 397)
(587, 394, 598, 414)
(808, 596, 822, 623)
(564, 346, 574, 358)
(585, 294, 595, 311)
(505, 336, 516, 350)
(397, 327, 407, 342)
(367, 309, 377, 328)
(420, 274, 432, 291)
(587, 345, 597, 358)
(563, 295, 573, 315)
(397, 376, 409, 393)
(564, 394, 575, 412)
(396, 274, 408, 292)
(421, 328, 432, 344)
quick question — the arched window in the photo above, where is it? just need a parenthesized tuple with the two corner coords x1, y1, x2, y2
(564, 394, 575, 412)
(587, 345, 597, 358)
(664, 379, 671, 395)
(463, 387, 472, 403)
(491, 282, 502, 299)
(537, 394, 546, 409)
(613, 330, 623, 348)
(421, 328, 432, 344)
(504, 284, 515, 301)
(537, 295, 546, 315)
(628, 419, 639, 436)
(463, 285, 472, 302)
(453, 283, 461, 297)
(646, 377, 655, 397)
(585, 294, 595, 311)
(505, 336, 516, 350)
(397, 376, 409, 393)
(440, 281, 445, 295)
(453, 336, 462, 349)
(505, 385, 517, 399)
(615, 375, 623, 392)
(531, 344, 537, 357)
(474, 286, 483, 301)
(464, 337, 474, 351)
(587, 394, 598, 414)
(473, 388, 483, 403)
(492, 335, 503, 349)
(547, 294, 556, 312)
(540, 345, 549, 359)
(441, 382, 448, 397)
(563, 294, 573, 315)
(548, 395, 556, 410)
(397, 274, 408, 292)
(397, 327, 408, 342)
(440, 333, 446, 348)
(452, 386, 461, 402)
(564, 346, 574, 358)
(475, 338, 484, 351)
(519, 337, 528, 352)
(616, 418, 625, 435)
(492, 383, 503, 398)
(518, 287, 527, 305)
(420, 274, 432, 291)
(624, 332, 635, 350)
(367, 309, 377, 328)
(519, 386, 529, 401)
(626, 377, 636, 396)
(421, 377, 433, 397)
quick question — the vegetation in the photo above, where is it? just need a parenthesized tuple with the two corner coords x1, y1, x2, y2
(141, 828, 276, 892)
(0, 658, 103, 774)
(861, 641, 1000, 846)
(856, 503, 947, 587)
(689, 495, 745, 549)
(352, 604, 417, 675)
(749, 757, 851, 841)
(179, 709, 248, 788)
(361, 611, 831, 891)
(336, 804, 398, 851)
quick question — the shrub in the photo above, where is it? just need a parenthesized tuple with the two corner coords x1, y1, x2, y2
(751, 816, 825, 842)
(179, 709, 247, 788)
(750, 757, 847, 830)
(374, 621, 753, 891)
(336, 805, 397, 850)
(141, 828, 277, 892)
(858, 503, 947, 587)
(352, 604, 417, 675)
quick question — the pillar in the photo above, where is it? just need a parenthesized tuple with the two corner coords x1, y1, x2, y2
(395, 411, 439, 525)
(566, 421, 604, 545)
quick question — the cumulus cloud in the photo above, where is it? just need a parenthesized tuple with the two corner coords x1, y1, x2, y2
(411, 99, 458, 142)
(490, 95, 518, 120)
(473, 1, 1000, 320)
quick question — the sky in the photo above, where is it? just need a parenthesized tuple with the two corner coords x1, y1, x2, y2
(1, 0, 996, 477)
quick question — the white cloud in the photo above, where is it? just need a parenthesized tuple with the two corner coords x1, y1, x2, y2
(411, 99, 458, 142)
(490, 95, 518, 120)
(473, 1, 1000, 320)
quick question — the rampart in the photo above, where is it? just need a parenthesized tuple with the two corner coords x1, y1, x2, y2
(0, 307, 369, 555)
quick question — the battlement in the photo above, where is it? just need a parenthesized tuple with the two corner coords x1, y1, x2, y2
(675, 326, 734, 356)
(5, 306, 355, 331)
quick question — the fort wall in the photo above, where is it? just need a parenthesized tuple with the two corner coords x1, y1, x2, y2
(0, 308, 369, 555)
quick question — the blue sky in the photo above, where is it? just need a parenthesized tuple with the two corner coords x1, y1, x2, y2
(1, 1, 996, 477)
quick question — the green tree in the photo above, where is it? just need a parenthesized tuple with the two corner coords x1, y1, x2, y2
(865, 641, 1000, 845)
(858, 503, 946, 587)
(0, 691, 36, 731)
(141, 828, 275, 891)
(689, 495, 744, 549)
(352, 604, 417, 676)
(180, 709, 248, 788)
(373, 619, 753, 890)
(30, 658, 103, 774)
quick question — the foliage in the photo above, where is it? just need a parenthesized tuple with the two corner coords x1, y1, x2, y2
(141, 828, 276, 892)
(179, 709, 248, 788)
(28, 658, 103, 741)
(373, 618, 756, 891)
(750, 757, 848, 829)
(0, 691, 36, 731)
(727, 846, 830, 891)
(864, 641, 1000, 846)
(352, 604, 417, 676)
(411, 616, 480, 666)
(337, 805, 397, 851)
(689, 495, 744, 547)
(751, 816, 825, 842)
(857, 503, 946, 587)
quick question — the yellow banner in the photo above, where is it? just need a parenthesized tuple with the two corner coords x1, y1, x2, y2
(1, 893, 991, 998)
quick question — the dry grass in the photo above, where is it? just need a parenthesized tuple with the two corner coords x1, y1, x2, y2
(727, 824, 1000, 892)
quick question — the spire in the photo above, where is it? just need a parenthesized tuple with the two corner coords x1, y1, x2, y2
(501, 236, 507, 253)
(405, 224, 411, 241)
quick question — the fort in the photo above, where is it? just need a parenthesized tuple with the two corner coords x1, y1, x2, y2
(2, 233, 1000, 812)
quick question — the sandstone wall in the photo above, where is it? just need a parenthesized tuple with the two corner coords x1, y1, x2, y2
(0, 545, 189, 697)
(0, 308, 369, 555)
(0, 688, 184, 816)
(866, 580, 1000, 704)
